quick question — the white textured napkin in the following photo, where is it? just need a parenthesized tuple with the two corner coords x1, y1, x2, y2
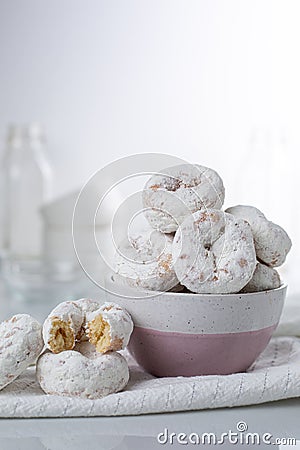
(1, 293, 299, 418)
(0, 335, 300, 418)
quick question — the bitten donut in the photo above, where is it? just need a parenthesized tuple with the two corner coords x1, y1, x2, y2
(43, 301, 84, 354)
(86, 303, 134, 354)
(142, 163, 225, 233)
(225, 205, 292, 267)
(74, 298, 100, 341)
(114, 229, 178, 291)
(0, 314, 43, 391)
(172, 209, 256, 294)
(36, 341, 129, 399)
(241, 262, 281, 293)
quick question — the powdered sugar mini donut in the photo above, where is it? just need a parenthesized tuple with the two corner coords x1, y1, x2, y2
(86, 303, 134, 353)
(241, 262, 281, 293)
(114, 229, 178, 291)
(36, 341, 129, 399)
(0, 314, 43, 391)
(225, 205, 292, 267)
(172, 209, 256, 294)
(143, 164, 225, 233)
(43, 301, 84, 354)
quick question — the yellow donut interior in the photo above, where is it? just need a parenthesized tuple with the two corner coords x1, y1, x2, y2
(87, 315, 113, 354)
(48, 319, 75, 353)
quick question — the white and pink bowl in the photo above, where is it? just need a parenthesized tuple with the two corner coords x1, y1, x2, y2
(105, 278, 286, 377)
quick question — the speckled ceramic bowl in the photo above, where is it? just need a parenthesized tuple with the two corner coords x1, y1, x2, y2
(105, 278, 286, 377)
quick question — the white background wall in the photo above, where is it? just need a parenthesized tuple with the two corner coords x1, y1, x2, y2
(1, 0, 300, 286)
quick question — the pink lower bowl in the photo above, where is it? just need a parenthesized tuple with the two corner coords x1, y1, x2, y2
(105, 279, 286, 377)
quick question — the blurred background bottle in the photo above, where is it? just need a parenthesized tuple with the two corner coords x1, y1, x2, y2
(235, 126, 297, 295)
(0, 125, 23, 261)
(0, 123, 53, 261)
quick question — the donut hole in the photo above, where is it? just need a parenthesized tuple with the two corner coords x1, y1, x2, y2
(49, 319, 74, 353)
(88, 315, 113, 354)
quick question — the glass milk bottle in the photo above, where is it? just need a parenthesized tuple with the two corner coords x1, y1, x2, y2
(2, 123, 53, 260)
(0, 125, 23, 259)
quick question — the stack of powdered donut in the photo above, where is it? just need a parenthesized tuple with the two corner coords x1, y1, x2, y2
(0, 300, 134, 399)
(0, 162, 292, 400)
(114, 163, 292, 294)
